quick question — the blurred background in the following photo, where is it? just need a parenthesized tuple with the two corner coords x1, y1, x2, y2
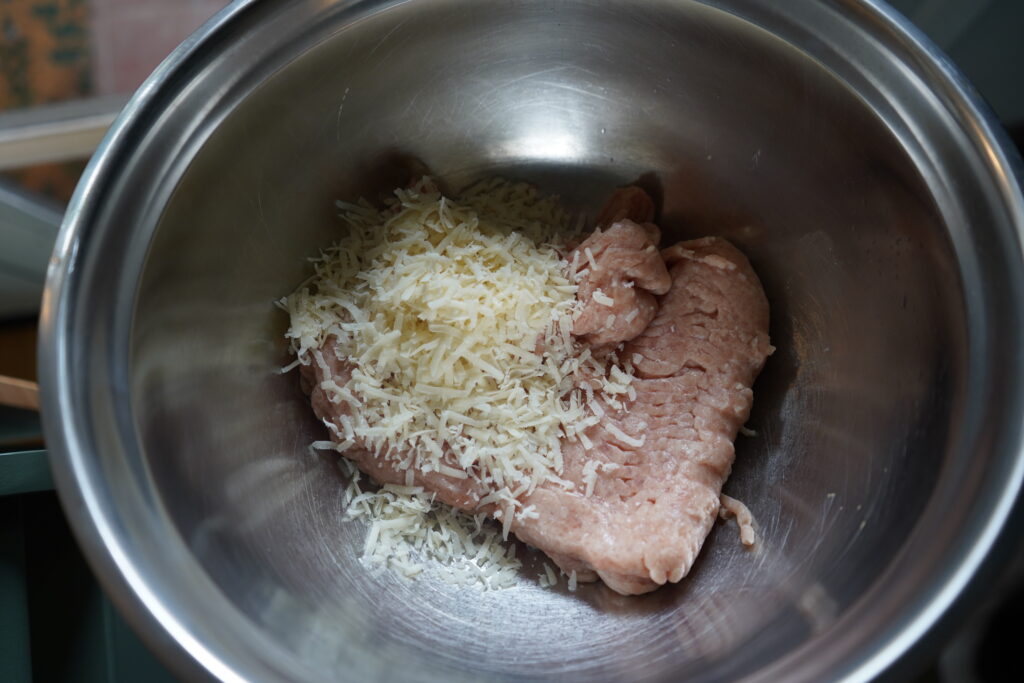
(0, 1, 1021, 681)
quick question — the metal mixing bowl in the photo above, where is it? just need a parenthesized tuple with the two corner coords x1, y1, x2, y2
(39, 0, 1024, 681)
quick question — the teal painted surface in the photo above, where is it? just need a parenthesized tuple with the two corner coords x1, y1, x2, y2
(0, 405, 44, 454)
(888, 0, 1024, 126)
(0, 482, 178, 681)
(0, 449, 52, 497)
(0, 498, 33, 683)
(0, 181, 62, 320)
(0, 406, 175, 678)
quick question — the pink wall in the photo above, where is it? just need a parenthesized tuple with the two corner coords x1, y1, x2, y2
(89, 0, 229, 94)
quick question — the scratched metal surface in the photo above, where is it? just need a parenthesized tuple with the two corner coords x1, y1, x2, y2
(39, 1, 1024, 682)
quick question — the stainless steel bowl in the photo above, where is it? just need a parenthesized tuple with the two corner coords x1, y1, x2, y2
(39, 0, 1024, 681)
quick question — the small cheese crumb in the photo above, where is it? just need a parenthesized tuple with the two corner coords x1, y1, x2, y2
(592, 289, 615, 307)
(580, 460, 622, 498)
(544, 563, 557, 587)
(605, 423, 645, 448)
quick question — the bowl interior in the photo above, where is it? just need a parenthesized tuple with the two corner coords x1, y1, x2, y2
(61, 1, 1011, 681)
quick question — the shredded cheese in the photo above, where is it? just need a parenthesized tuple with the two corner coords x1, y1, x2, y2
(340, 460, 522, 589)
(284, 178, 594, 510)
(592, 289, 615, 307)
(605, 423, 646, 448)
(284, 177, 641, 588)
(581, 460, 622, 497)
(543, 563, 558, 587)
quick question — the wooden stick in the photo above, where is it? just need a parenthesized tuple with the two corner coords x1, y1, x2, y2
(0, 375, 39, 411)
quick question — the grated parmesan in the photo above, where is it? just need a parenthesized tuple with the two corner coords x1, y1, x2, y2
(284, 178, 640, 586)
(592, 289, 615, 307)
(581, 460, 622, 497)
(284, 178, 593, 513)
(544, 562, 558, 587)
(605, 422, 645, 448)
(340, 459, 522, 590)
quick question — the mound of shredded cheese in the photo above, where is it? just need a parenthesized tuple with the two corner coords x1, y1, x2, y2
(284, 178, 634, 589)
(339, 459, 524, 589)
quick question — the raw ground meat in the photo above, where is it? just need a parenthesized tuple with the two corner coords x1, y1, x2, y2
(571, 220, 670, 346)
(513, 233, 772, 594)
(302, 186, 772, 595)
